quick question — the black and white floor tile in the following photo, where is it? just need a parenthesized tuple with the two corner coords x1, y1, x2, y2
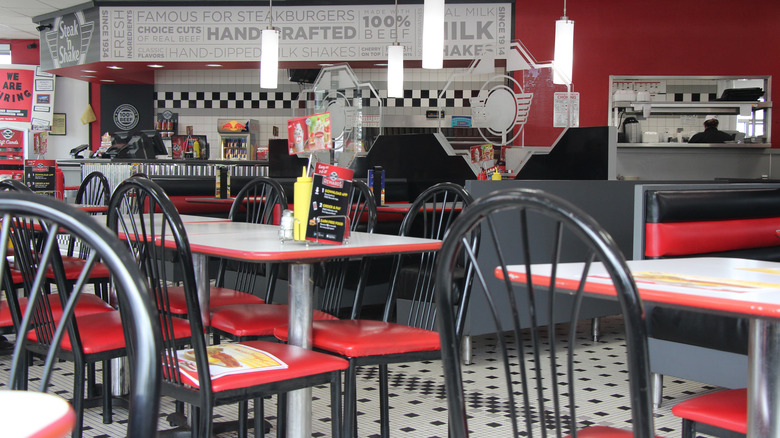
(0, 316, 727, 437)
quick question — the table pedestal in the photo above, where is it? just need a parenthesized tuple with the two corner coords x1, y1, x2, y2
(749, 319, 780, 437)
(287, 263, 313, 438)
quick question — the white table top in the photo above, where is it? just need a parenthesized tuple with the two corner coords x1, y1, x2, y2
(174, 220, 442, 263)
(0, 390, 75, 438)
(501, 257, 780, 319)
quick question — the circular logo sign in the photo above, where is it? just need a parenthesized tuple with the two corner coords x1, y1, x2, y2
(113, 104, 139, 131)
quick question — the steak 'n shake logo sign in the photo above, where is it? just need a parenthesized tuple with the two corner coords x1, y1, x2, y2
(40, 10, 99, 69)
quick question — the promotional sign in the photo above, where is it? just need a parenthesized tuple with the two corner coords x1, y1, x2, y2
(287, 113, 332, 154)
(100, 84, 154, 134)
(92, 3, 511, 64)
(0, 128, 25, 160)
(306, 162, 353, 244)
(24, 159, 57, 196)
(470, 143, 494, 163)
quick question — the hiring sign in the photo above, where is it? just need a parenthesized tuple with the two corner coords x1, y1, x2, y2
(0, 69, 34, 122)
(306, 162, 353, 245)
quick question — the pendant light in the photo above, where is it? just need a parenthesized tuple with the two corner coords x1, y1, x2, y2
(260, 0, 279, 89)
(553, 0, 574, 85)
(387, 0, 404, 97)
(422, 0, 445, 69)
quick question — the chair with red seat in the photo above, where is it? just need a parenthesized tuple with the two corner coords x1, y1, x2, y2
(671, 388, 746, 437)
(210, 180, 378, 342)
(0, 177, 113, 347)
(108, 176, 349, 437)
(0, 191, 163, 438)
(0, 192, 165, 438)
(274, 182, 473, 437)
(163, 176, 284, 319)
(434, 188, 655, 437)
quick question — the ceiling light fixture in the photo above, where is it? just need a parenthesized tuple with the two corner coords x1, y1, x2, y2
(260, 0, 280, 89)
(107, 65, 123, 70)
(387, 0, 404, 97)
(553, 0, 574, 85)
(147, 64, 164, 68)
(206, 64, 223, 67)
(422, 0, 445, 69)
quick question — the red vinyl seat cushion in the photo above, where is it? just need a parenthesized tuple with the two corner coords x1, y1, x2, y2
(165, 286, 265, 316)
(210, 304, 338, 338)
(27, 311, 192, 354)
(273, 319, 441, 357)
(176, 340, 348, 392)
(0, 293, 114, 328)
(671, 388, 747, 434)
(46, 257, 112, 281)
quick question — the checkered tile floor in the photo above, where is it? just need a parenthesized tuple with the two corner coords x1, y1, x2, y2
(0, 316, 727, 437)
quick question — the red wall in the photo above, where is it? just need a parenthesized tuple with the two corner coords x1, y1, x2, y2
(515, 0, 780, 146)
(0, 39, 40, 66)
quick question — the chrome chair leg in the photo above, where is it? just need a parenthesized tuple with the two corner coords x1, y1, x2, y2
(461, 335, 472, 365)
(652, 373, 664, 409)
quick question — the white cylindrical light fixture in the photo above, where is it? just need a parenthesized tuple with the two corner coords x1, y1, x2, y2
(422, 0, 445, 69)
(387, 44, 404, 98)
(260, 28, 279, 89)
(553, 18, 574, 85)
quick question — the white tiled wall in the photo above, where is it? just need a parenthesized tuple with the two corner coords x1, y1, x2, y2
(155, 66, 505, 156)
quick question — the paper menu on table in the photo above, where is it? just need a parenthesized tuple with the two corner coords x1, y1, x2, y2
(176, 344, 288, 386)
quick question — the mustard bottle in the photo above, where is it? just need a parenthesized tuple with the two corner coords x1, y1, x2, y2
(293, 167, 312, 240)
(192, 139, 201, 158)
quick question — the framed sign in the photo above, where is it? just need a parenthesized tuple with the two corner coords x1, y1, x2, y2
(51, 113, 66, 135)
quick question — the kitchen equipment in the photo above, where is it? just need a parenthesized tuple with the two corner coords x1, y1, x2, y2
(622, 117, 641, 143)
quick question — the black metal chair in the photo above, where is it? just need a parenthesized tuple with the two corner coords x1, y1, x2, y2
(211, 180, 378, 344)
(67, 171, 110, 259)
(0, 192, 162, 438)
(275, 182, 474, 437)
(435, 188, 654, 437)
(107, 177, 348, 437)
(216, 176, 289, 302)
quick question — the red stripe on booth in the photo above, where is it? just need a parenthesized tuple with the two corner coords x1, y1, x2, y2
(645, 217, 780, 257)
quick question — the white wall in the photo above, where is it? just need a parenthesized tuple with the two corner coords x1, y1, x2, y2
(47, 76, 90, 159)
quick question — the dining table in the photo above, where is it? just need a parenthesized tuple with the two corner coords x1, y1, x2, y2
(498, 257, 780, 438)
(167, 215, 442, 437)
(0, 390, 76, 437)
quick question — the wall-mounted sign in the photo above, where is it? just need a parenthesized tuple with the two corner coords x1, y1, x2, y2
(0, 66, 55, 131)
(38, 9, 101, 70)
(45, 3, 511, 65)
(553, 92, 580, 128)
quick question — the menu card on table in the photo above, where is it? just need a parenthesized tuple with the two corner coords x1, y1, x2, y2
(306, 162, 353, 244)
(175, 344, 288, 386)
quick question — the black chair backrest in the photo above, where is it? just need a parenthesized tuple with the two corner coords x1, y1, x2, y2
(0, 192, 161, 438)
(69, 171, 111, 258)
(316, 180, 378, 318)
(0, 178, 32, 192)
(434, 188, 653, 438)
(215, 176, 288, 300)
(106, 177, 214, 399)
(383, 182, 474, 328)
(75, 171, 110, 206)
(228, 176, 288, 225)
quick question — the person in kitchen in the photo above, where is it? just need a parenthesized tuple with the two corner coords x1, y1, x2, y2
(688, 115, 734, 143)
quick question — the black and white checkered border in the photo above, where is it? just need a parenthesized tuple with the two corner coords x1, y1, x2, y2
(154, 88, 481, 109)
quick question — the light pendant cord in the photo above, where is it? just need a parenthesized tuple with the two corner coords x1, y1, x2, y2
(394, 0, 399, 44)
